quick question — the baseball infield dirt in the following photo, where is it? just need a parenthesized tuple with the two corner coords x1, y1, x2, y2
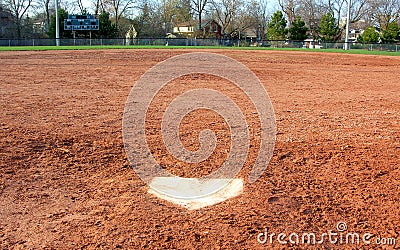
(1, 49, 399, 249)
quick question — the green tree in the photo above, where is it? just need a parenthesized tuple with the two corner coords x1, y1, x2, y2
(381, 21, 399, 43)
(359, 26, 380, 43)
(267, 10, 288, 40)
(48, 8, 70, 38)
(289, 16, 308, 41)
(318, 12, 339, 41)
(96, 11, 118, 38)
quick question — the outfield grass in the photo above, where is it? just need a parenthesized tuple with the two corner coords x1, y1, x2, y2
(0, 45, 399, 56)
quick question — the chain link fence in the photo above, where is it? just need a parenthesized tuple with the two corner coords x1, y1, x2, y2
(0, 38, 399, 52)
(258, 40, 399, 52)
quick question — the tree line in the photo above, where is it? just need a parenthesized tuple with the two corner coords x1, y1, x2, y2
(1, 0, 399, 42)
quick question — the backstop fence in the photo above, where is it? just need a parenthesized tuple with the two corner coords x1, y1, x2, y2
(0, 38, 399, 52)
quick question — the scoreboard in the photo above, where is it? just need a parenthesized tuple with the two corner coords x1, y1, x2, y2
(64, 14, 99, 31)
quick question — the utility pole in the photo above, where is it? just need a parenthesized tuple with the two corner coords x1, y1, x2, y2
(344, 0, 351, 50)
(55, 0, 60, 46)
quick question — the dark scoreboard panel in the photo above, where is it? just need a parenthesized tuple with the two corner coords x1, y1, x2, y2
(64, 15, 99, 31)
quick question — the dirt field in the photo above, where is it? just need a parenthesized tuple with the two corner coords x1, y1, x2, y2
(1, 49, 399, 249)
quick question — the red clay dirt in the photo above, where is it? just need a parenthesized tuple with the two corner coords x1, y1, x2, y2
(0, 49, 399, 249)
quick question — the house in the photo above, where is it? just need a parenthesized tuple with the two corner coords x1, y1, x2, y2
(348, 29, 363, 42)
(32, 20, 47, 36)
(340, 19, 366, 42)
(238, 28, 259, 46)
(303, 38, 323, 49)
(173, 21, 195, 35)
(241, 28, 257, 39)
(173, 19, 222, 38)
(201, 20, 222, 38)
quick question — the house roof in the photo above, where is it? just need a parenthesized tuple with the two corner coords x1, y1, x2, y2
(175, 19, 221, 28)
(242, 28, 257, 38)
(174, 21, 196, 27)
(201, 19, 220, 26)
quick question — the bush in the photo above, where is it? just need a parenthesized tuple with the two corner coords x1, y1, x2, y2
(359, 26, 380, 43)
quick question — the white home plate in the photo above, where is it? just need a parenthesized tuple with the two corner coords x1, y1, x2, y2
(148, 177, 243, 210)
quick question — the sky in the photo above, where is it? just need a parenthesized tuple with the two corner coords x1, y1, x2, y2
(69, 0, 139, 18)
(70, 0, 279, 19)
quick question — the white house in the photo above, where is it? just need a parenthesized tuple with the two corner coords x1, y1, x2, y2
(173, 22, 195, 34)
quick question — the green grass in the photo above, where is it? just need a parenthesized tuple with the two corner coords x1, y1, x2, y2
(0, 45, 399, 56)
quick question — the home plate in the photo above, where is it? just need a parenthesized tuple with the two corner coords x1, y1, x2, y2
(148, 177, 243, 210)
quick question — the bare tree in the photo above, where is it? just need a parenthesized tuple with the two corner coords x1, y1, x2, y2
(325, 0, 368, 31)
(295, 0, 327, 37)
(251, 0, 268, 36)
(102, 0, 135, 28)
(5, 0, 35, 38)
(278, 0, 297, 25)
(192, 0, 208, 30)
(40, 0, 50, 29)
(211, 0, 244, 37)
(90, 0, 104, 16)
(77, 0, 85, 13)
(244, 0, 268, 39)
(349, 0, 368, 23)
(367, 0, 400, 29)
(327, 0, 345, 26)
